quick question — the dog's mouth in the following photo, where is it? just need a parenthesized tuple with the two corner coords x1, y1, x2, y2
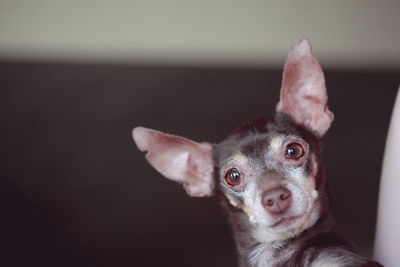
(269, 214, 304, 228)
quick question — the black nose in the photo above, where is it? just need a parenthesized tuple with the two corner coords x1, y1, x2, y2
(262, 187, 292, 215)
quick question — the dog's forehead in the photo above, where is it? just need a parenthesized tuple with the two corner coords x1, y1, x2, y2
(217, 131, 283, 166)
(216, 117, 292, 161)
(216, 135, 285, 171)
(240, 134, 283, 157)
(215, 115, 320, 172)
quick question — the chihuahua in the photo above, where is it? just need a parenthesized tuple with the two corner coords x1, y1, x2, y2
(132, 39, 382, 266)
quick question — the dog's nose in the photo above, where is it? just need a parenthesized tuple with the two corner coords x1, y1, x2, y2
(262, 187, 292, 215)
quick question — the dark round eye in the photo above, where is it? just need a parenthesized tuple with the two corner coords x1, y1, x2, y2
(225, 168, 241, 186)
(285, 143, 304, 160)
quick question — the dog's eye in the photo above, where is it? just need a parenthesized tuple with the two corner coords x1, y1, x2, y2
(285, 143, 304, 160)
(225, 168, 241, 186)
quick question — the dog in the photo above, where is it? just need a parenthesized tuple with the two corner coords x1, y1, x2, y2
(132, 39, 382, 266)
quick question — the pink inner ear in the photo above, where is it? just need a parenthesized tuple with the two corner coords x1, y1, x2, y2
(276, 38, 334, 137)
(132, 127, 214, 197)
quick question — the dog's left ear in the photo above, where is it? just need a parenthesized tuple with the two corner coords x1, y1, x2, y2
(276, 38, 334, 137)
(132, 127, 214, 197)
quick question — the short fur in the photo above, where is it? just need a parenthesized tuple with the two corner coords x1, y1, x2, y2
(214, 115, 380, 266)
(132, 39, 381, 266)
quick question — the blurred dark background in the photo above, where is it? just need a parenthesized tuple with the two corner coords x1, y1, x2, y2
(1, 1, 400, 266)
(0, 61, 399, 266)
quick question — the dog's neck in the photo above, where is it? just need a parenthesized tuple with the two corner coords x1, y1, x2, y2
(221, 191, 341, 266)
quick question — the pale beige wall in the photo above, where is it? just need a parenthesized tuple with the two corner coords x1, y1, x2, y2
(0, 0, 399, 68)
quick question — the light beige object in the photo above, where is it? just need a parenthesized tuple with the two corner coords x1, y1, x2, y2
(374, 87, 400, 266)
(1, 1, 400, 68)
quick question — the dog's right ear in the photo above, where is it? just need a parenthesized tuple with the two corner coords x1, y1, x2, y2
(132, 127, 214, 197)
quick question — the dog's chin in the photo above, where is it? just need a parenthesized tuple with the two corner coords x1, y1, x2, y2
(266, 206, 320, 238)
(270, 214, 304, 229)
(268, 215, 309, 239)
(248, 202, 321, 243)
(249, 214, 308, 243)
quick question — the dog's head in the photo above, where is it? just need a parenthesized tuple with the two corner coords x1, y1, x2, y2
(132, 39, 334, 241)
